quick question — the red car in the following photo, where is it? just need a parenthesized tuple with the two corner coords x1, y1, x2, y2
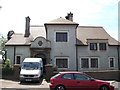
(50, 72, 114, 90)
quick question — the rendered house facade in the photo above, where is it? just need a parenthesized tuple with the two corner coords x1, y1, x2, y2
(5, 13, 120, 71)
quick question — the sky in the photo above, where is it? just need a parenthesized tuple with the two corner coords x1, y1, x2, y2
(0, 0, 119, 40)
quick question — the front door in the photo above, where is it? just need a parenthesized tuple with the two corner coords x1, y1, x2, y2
(34, 53, 47, 73)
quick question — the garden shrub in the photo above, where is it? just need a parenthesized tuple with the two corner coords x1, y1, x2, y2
(2, 59, 14, 75)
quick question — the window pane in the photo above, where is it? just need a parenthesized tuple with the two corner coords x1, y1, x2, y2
(91, 58, 98, 68)
(62, 74, 73, 80)
(16, 56, 20, 64)
(81, 58, 89, 68)
(56, 32, 67, 42)
(99, 43, 106, 50)
(74, 74, 89, 80)
(56, 58, 68, 68)
(110, 58, 114, 67)
(90, 43, 97, 50)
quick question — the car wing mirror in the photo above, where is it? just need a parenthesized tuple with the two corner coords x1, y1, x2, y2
(90, 78, 95, 81)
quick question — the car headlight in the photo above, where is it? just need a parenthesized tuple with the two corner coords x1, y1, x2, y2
(109, 81, 115, 87)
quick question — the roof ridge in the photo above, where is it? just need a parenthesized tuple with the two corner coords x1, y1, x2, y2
(14, 33, 23, 35)
(30, 25, 44, 27)
(78, 26, 103, 28)
(45, 17, 78, 25)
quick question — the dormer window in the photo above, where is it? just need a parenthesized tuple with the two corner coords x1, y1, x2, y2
(99, 43, 106, 50)
(90, 43, 97, 50)
(56, 32, 68, 42)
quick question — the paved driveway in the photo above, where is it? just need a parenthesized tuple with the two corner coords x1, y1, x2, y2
(0, 79, 50, 90)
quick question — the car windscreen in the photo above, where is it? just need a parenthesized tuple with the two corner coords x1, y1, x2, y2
(22, 62, 40, 70)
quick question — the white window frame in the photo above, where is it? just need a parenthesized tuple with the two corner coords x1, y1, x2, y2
(80, 57, 89, 68)
(89, 43, 98, 50)
(80, 57, 99, 69)
(108, 57, 115, 68)
(15, 55, 22, 65)
(55, 57, 69, 69)
(99, 43, 107, 50)
(54, 31, 69, 42)
(90, 57, 99, 68)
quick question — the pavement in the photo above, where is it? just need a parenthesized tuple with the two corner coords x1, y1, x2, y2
(0, 79, 50, 90)
(0, 79, 119, 90)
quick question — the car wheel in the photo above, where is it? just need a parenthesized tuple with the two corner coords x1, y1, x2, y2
(99, 85, 109, 90)
(55, 85, 66, 90)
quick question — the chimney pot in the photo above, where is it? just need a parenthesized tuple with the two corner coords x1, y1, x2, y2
(65, 12, 73, 21)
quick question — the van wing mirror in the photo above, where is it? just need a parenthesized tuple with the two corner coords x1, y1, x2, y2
(40, 67, 42, 70)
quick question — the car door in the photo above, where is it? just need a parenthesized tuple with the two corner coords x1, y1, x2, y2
(73, 73, 98, 90)
(61, 73, 78, 90)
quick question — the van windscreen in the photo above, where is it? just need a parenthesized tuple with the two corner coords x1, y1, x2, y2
(22, 62, 40, 70)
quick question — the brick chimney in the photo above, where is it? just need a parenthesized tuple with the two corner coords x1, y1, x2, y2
(24, 16, 30, 37)
(65, 12, 73, 21)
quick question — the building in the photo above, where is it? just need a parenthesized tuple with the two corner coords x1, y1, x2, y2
(5, 13, 120, 71)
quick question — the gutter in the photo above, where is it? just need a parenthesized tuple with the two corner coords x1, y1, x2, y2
(118, 45, 120, 70)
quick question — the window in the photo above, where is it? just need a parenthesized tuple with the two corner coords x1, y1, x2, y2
(91, 58, 98, 68)
(74, 74, 89, 80)
(62, 74, 73, 80)
(56, 58, 68, 68)
(81, 58, 89, 68)
(80, 57, 99, 69)
(16, 56, 21, 64)
(56, 32, 68, 42)
(90, 43, 97, 50)
(99, 43, 106, 50)
(109, 57, 115, 68)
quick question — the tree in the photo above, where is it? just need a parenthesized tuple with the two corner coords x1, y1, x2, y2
(0, 34, 7, 63)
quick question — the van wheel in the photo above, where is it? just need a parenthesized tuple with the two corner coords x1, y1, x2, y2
(55, 85, 66, 90)
(20, 81, 23, 84)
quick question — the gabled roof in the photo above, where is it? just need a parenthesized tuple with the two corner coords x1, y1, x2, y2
(6, 25, 46, 46)
(44, 17, 78, 25)
(5, 18, 119, 46)
(30, 25, 46, 40)
(77, 26, 118, 45)
(5, 33, 32, 45)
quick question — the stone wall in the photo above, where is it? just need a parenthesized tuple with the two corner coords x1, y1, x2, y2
(84, 70, 120, 81)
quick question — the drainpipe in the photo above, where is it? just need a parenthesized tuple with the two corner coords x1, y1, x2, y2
(76, 45, 78, 71)
(118, 45, 120, 70)
(118, 44, 120, 81)
(14, 46, 16, 64)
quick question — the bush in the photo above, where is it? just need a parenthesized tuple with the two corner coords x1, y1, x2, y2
(2, 59, 14, 75)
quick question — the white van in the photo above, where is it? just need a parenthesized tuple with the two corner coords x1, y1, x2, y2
(20, 58, 43, 83)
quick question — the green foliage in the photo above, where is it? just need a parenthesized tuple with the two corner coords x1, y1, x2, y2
(0, 35, 7, 51)
(0, 35, 7, 63)
(2, 59, 14, 75)
(3, 59, 11, 68)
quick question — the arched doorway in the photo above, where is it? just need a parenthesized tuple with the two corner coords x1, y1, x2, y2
(34, 53, 47, 73)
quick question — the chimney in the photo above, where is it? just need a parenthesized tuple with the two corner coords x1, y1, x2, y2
(24, 16, 30, 37)
(65, 12, 73, 21)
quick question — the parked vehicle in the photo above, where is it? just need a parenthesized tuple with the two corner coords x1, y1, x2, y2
(20, 58, 43, 83)
(50, 71, 114, 90)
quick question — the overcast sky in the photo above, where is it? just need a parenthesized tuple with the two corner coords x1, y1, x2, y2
(0, 0, 119, 40)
